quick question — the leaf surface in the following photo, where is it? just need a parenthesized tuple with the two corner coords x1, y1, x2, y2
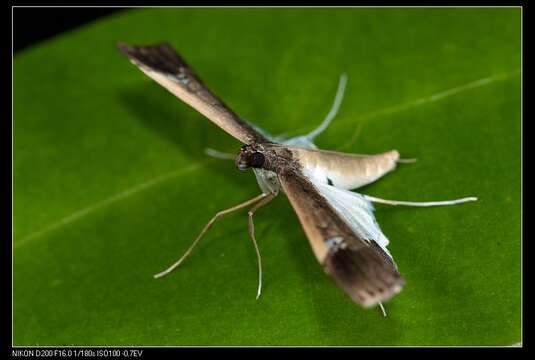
(14, 8, 521, 345)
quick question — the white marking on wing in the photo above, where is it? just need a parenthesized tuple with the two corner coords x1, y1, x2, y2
(312, 180, 393, 260)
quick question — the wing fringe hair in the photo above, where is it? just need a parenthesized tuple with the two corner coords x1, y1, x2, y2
(324, 244, 403, 307)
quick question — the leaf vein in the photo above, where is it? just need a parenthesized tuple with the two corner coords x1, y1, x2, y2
(14, 162, 209, 250)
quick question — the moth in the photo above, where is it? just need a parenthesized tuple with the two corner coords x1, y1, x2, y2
(118, 42, 476, 313)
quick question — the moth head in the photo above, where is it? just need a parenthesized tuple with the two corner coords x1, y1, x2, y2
(235, 144, 266, 170)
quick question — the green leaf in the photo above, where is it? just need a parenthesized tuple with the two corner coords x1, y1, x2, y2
(14, 8, 521, 345)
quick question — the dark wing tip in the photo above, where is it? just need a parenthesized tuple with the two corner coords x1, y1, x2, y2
(116, 41, 169, 53)
(324, 244, 405, 308)
(116, 41, 185, 75)
(116, 41, 144, 57)
(116, 41, 129, 51)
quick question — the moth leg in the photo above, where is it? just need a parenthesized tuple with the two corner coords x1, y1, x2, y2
(378, 302, 387, 317)
(154, 193, 268, 279)
(204, 148, 234, 160)
(397, 158, 418, 164)
(305, 73, 348, 140)
(280, 73, 348, 148)
(364, 195, 477, 207)
(247, 193, 276, 300)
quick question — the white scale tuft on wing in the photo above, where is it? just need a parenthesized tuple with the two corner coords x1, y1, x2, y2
(312, 181, 394, 260)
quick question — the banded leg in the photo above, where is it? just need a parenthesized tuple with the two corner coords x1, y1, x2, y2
(154, 193, 268, 279)
(247, 193, 276, 299)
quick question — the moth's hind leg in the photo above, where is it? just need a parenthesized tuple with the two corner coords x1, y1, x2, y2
(281, 73, 348, 148)
(305, 73, 348, 141)
(364, 194, 477, 207)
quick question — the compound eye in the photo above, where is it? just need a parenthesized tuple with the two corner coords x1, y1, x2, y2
(250, 152, 265, 168)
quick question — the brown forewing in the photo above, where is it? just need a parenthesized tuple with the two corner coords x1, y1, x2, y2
(278, 167, 405, 308)
(117, 42, 268, 145)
